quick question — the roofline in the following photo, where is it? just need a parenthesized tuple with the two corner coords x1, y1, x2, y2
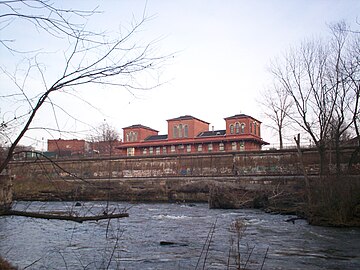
(224, 114, 262, 123)
(122, 124, 159, 132)
(166, 115, 210, 125)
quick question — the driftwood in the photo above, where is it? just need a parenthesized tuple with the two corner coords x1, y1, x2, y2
(1, 210, 128, 223)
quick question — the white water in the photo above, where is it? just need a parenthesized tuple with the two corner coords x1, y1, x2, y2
(1, 201, 359, 269)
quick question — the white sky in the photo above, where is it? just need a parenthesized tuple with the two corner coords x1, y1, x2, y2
(1, 0, 359, 149)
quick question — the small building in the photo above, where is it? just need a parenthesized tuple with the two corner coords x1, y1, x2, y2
(47, 138, 123, 157)
(47, 139, 89, 156)
(117, 114, 268, 156)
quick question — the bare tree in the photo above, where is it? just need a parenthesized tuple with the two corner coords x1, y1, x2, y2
(0, 0, 170, 228)
(270, 22, 358, 175)
(0, 0, 169, 174)
(340, 23, 360, 167)
(259, 84, 293, 149)
(88, 122, 120, 156)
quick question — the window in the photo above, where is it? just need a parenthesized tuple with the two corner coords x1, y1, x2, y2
(241, 123, 245, 134)
(219, 143, 224, 151)
(208, 143, 213, 152)
(230, 124, 234, 134)
(240, 141, 245, 151)
(171, 145, 176, 153)
(186, 145, 191, 152)
(235, 122, 240, 134)
(173, 126, 178, 138)
(232, 142, 237, 151)
(143, 148, 147, 155)
(127, 131, 138, 142)
(149, 147, 153, 154)
(179, 124, 183, 138)
(254, 122, 257, 135)
(249, 122, 252, 133)
(163, 146, 167, 154)
(127, 147, 135, 156)
(184, 125, 189, 138)
(197, 144, 203, 152)
(156, 147, 160, 155)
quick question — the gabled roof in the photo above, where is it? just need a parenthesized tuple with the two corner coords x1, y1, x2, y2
(144, 134, 168, 141)
(123, 124, 158, 132)
(224, 114, 261, 123)
(167, 115, 209, 124)
(197, 130, 226, 138)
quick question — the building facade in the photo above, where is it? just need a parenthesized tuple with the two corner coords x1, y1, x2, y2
(47, 139, 89, 156)
(118, 114, 268, 156)
(47, 139, 122, 156)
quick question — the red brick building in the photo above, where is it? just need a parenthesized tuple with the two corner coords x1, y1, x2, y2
(47, 139, 122, 156)
(118, 114, 268, 156)
(47, 139, 89, 156)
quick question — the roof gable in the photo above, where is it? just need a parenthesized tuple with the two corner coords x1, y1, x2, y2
(123, 124, 158, 132)
(224, 114, 261, 123)
(167, 115, 209, 124)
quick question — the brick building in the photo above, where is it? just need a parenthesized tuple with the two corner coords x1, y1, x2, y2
(47, 139, 122, 156)
(118, 114, 268, 156)
(47, 139, 89, 156)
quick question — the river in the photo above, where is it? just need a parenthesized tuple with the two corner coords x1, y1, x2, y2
(0, 201, 359, 269)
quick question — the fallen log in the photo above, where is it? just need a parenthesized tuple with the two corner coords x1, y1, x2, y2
(1, 210, 128, 223)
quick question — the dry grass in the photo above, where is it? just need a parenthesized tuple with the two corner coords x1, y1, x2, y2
(0, 257, 17, 270)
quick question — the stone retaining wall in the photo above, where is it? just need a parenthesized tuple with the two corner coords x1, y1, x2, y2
(8, 147, 359, 204)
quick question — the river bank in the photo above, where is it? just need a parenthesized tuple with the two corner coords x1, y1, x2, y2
(0, 257, 16, 270)
(10, 174, 360, 227)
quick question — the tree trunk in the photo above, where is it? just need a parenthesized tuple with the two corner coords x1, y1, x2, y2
(294, 134, 311, 206)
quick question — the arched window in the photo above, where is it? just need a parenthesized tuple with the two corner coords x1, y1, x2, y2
(184, 125, 188, 138)
(230, 124, 234, 134)
(249, 122, 252, 133)
(235, 122, 240, 134)
(179, 124, 183, 138)
(127, 131, 137, 142)
(241, 123, 245, 133)
(173, 125, 178, 138)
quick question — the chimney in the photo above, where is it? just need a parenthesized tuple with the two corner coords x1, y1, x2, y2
(212, 126, 214, 132)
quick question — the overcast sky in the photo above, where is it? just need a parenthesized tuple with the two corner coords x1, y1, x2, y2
(1, 0, 359, 149)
